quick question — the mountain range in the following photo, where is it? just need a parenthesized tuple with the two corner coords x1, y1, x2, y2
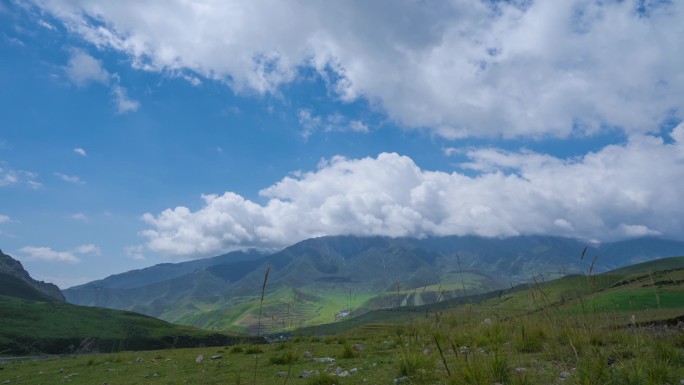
(0, 249, 259, 355)
(63, 235, 684, 333)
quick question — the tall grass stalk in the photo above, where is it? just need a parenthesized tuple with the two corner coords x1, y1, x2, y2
(579, 246, 588, 276)
(648, 272, 661, 310)
(588, 255, 599, 288)
(253, 265, 271, 385)
(456, 253, 467, 298)
(434, 335, 452, 378)
(281, 347, 298, 385)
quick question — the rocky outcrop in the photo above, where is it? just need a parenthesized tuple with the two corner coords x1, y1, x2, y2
(0, 248, 65, 301)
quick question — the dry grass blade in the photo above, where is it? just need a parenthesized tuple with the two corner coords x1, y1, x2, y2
(588, 255, 600, 288)
(532, 275, 550, 304)
(526, 283, 537, 305)
(580, 246, 588, 261)
(588, 255, 599, 276)
(260, 266, 271, 305)
(253, 265, 271, 385)
(456, 252, 467, 298)
(433, 335, 452, 378)
(448, 336, 459, 359)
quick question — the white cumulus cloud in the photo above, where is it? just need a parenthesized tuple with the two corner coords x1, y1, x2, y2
(111, 84, 140, 114)
(19, 246, 80, 264)
(297, 109, 369, 138)
(37, 19, 55, 31)
(124, 245, 146, 261)
(0, 214, 9, 223)
(73, 243, 101, 256)
(64, 50, 110, 87)
(32, 0, 684, 138)
(0, 164, 41, 189)
(18, 243, 102, 264)
(141, 127, 684, 258)
(73, 147, 87, 156)
(63, 50, 139, 114)
(54, 172, 84, 185)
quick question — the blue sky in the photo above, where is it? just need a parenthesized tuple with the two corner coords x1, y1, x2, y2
(1, 0, 683, 288)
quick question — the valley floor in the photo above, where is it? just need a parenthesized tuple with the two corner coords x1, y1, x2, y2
(2, 307, 683, 385)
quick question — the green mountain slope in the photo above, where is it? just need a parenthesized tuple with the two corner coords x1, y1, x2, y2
(0, 294, 260, 355)
(0, 249, 64, 301)
(296, 255, 684, 336)
(605, 255, 684, 275)
(0, 251, 261, 356)
(70, 250, 263, 291)
(0, 273, 59, 302)
(64, 235, 684, 333)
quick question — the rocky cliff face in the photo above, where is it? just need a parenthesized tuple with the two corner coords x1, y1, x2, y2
(0, 249, 65, 301)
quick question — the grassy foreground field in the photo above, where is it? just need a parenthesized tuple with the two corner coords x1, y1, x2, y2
(1, 309, 682, 384)
(2, 257, 683, 384)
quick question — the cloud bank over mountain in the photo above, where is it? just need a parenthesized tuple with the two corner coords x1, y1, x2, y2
(141, 125, 684, 257)
(21, 1, 684, 260)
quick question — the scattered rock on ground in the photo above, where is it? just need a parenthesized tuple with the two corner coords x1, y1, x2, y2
(334, 367, 351, 377)
(352, 344, 364, 351)
(394, 376, 409, 384)
(135, 357, 144, 363)
(299, 370, 320, 378)
(314, 357, 335, 363)
(559, 371, 571, 379)
(211, 355, 222, 359)
(275, 371, 287, 377)
(195, 355, 204, 363)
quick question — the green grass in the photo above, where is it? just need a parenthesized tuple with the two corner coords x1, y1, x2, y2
(0, 295, 258, 355)
(171, 286, 379, 333)
(2, 256, 684, 384)
(573, 289, 684, 312)
(268, 348, 299, 364)
(3, 305, 682, 385)
(128, 267, 500, 334)
(607, 256, 684, 275)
